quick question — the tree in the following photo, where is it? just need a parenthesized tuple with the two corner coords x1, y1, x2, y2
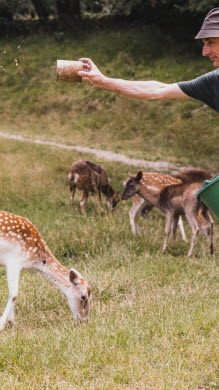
(56, 0, 81, 23)
(31, 0, 49, 20)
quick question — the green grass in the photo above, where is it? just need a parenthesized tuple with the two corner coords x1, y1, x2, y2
(0, 25, 219, 389)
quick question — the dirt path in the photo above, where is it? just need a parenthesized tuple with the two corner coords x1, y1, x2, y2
(0, 131, 193, 172)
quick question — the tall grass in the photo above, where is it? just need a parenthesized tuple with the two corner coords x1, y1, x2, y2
(0, 26, 218, 389)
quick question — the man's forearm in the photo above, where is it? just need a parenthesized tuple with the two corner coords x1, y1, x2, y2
(98, 77, 168, 100)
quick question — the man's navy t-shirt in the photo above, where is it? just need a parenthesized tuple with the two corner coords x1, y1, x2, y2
(178, 68, 219, 113)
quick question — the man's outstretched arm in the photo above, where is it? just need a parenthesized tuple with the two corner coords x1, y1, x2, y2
(78, 58, 189, 101)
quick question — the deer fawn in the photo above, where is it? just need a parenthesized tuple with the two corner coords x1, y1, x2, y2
(123, 172, 186, 239)
(126, 169, 212, 238)
(0, 211, 91, 331)
(68, 160, 120, 215)
(122, 171, 214, 256)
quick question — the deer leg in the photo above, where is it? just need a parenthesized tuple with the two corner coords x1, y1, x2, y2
(162, 212, 173, 253)
(208, 211, 214, 255)
(80, 190, 89, 215)
(129, 198, 149, 234)
(129, 201, 143, 234)
(185, 213, 199, 257)
(7, 302, 16, 326)
(141, 204, 154, 217)
(97, 190, 104, 213)
(198, 209, 214, 255)
(0, 263, 21, 331)
(171, 216, 187, 245)
(70, 185, 76, 207)
(171, 215, 179, 246)
(178, 215, 188, 242)
(204, 210, 214, 255)
(210, 221, 214, 255)
(209, 219, 214, 255)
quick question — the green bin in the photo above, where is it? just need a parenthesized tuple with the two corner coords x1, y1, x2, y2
(196, 174, 219, 219)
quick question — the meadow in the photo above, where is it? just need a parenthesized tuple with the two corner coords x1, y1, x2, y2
(0, 23, 218, 390)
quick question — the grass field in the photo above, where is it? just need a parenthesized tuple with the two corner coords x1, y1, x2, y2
(0, 24, 219, 390)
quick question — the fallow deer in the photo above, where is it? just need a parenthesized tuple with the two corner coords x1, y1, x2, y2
(68, 160, 120, 215)
(122, 171, 214, 256)
(123, 172, 186, 239)
(127, 169, 212, 238)
(159, 181, 214, 256)
(0, 211, 91, 331)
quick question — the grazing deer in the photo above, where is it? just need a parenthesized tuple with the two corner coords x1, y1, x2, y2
(127, 169, 212, 237)
(0, 211, 91, 331)
(122, 172, 214, 256)
(68, 160, 120, 215)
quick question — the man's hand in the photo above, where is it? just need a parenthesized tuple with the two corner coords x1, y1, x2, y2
(78, 58, 106, 87)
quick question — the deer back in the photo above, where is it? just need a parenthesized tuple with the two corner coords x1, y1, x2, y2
(159, 181, 205, 215)
(173, 169, 212, 184)
(68, 160, 110, 193)
(122, 171, 182, 206)
(159, 183, 187, 214)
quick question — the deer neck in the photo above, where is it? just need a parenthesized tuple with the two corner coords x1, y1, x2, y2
(101, 184, 114, 197)
(138, 186, 160, 206)
(35, 251, 71, 296)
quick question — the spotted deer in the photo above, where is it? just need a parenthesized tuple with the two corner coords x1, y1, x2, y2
(127, 169, 212, 238)
(68, 160, 120, 215)
(0, 211, 91, 331)
(122, 171, 214, 256)
(123, 172, 185, 239)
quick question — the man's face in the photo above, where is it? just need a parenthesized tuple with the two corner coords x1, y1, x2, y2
(202, 37, 219, 67)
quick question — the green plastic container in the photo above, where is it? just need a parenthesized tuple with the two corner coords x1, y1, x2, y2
(196, 174, 219, 218)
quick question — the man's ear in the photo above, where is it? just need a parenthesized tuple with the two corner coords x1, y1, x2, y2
(136, 171, 143, 182)
(69, 268, 82, 284)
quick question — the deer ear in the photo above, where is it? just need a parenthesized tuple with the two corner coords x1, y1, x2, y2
(69, 268, 81, 284)
(129, 173, 134, 179)
(136, 171, 142, 182)
(69, 270, 78, 284)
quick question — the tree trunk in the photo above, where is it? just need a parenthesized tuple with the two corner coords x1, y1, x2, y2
(32, 0, 49, 20)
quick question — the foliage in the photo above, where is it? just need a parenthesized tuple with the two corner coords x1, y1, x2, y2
(0, 0, 32, 15)
(0, 0, 218, 22)
(175, 0, 219, 14)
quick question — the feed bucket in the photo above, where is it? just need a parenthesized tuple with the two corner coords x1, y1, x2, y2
(196, 174, 219, 218)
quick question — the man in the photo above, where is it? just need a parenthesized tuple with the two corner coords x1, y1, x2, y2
(78, 8, 219, 113)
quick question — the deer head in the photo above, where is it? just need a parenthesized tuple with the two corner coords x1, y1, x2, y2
(107, 192, 120, 211)
(67, 268, 92, 321)
(121, 172, 142, 200)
